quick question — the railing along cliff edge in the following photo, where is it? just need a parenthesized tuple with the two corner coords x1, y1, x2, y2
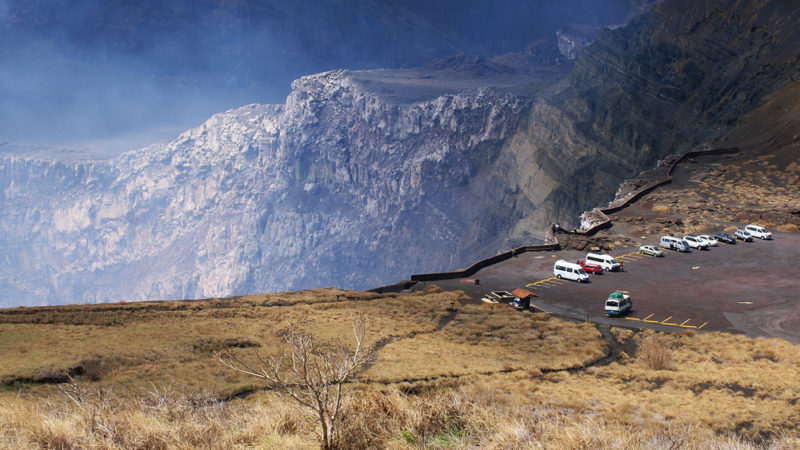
(396, 147, 739, 286)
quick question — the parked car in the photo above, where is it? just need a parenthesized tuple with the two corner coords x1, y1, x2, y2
(578, 260, 603, 274)
(745, 224, 772, 240)
(697, 235, 719, 247)
(734, 229, 753, 242)
(683, 235, 709, 250)
(639, 245, 664, 257)
(585, 253, 624, 272)
(605, 291, 632, 316)
(714, 232, 736, 244)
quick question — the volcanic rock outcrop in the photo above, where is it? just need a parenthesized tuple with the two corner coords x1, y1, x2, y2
(0, 69, 534, 304)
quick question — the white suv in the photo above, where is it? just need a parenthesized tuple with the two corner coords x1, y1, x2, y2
(585, 253, 623, 272)
(683, 235, 709, 250)
(697, 234, 719, 247)
(745, 224, 772, 240)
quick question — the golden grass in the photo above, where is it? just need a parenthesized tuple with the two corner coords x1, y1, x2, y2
(0, 287, 459, 395)
(777, 223, 799, 232)
(529, 329, 800, 443)
(0, 287, 606, 398)
(1, 289, 800, 448)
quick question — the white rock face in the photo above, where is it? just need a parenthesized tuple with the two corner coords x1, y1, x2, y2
(0, 69, 531, 306)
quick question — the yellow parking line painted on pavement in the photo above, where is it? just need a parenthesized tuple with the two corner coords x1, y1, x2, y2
(535, 277, 556, 283)
(527, 277, 561, 288)
(661, 316, 678, 326)
(619, 313, 706, 330)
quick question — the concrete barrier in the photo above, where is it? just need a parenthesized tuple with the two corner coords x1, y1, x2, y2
(577, 147, 740, 236)
(410, 243, 559, 282)
(369, 280, 418, 294)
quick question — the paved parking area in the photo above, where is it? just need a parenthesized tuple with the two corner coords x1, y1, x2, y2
(416, 232, 800, 343)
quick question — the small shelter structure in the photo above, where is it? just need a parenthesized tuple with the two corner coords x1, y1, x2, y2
(511, 288, 536, 310)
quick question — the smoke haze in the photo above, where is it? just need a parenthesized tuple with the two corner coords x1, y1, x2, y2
(0, 0, 631, 157)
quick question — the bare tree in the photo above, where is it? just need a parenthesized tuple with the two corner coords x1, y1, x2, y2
(57, 374, 93, 408)
(216, 317, 377, 449)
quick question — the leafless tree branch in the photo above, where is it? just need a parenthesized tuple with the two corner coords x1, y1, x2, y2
(216, 315, 378, 449)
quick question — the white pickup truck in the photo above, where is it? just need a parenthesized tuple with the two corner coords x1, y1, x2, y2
(605, 291, 632, 316)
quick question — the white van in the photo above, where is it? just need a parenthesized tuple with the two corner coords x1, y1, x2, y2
(554, 260, 589, 282)
(745, 224, 772, 240)
(585, 253, 623, 272)
(660, 236, 690, 252)
(605, 291, 632, 316)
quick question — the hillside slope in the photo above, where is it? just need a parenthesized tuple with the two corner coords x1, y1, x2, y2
(1, 288, 798, 447)
(498, 0, 800, 239)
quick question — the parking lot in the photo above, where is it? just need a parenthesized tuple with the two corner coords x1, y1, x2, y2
(416, 232, 800, 343)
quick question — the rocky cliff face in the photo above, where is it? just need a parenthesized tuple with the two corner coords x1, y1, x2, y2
(1, 0, 797, 306)
(497, 0, 800, 242)
(0, 70, 532, 305)
(556, 24, 599, 61)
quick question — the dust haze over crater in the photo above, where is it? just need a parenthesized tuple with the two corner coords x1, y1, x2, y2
(0, 0, 631, 157)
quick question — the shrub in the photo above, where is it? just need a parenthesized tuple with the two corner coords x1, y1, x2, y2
(777, 224, 799, 232)
(638, 335, 676, 371)
(652, 205, 670, 214)
(79, 359, 104, 381)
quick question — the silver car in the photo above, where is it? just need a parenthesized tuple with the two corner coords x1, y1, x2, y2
(639, 245, 664, 257)
(734, 229, 753, 242)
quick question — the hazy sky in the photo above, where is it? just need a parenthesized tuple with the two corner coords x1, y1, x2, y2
(0, 0, 631, 157)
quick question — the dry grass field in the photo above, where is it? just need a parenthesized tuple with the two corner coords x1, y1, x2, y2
(1, 286, 799, 448)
